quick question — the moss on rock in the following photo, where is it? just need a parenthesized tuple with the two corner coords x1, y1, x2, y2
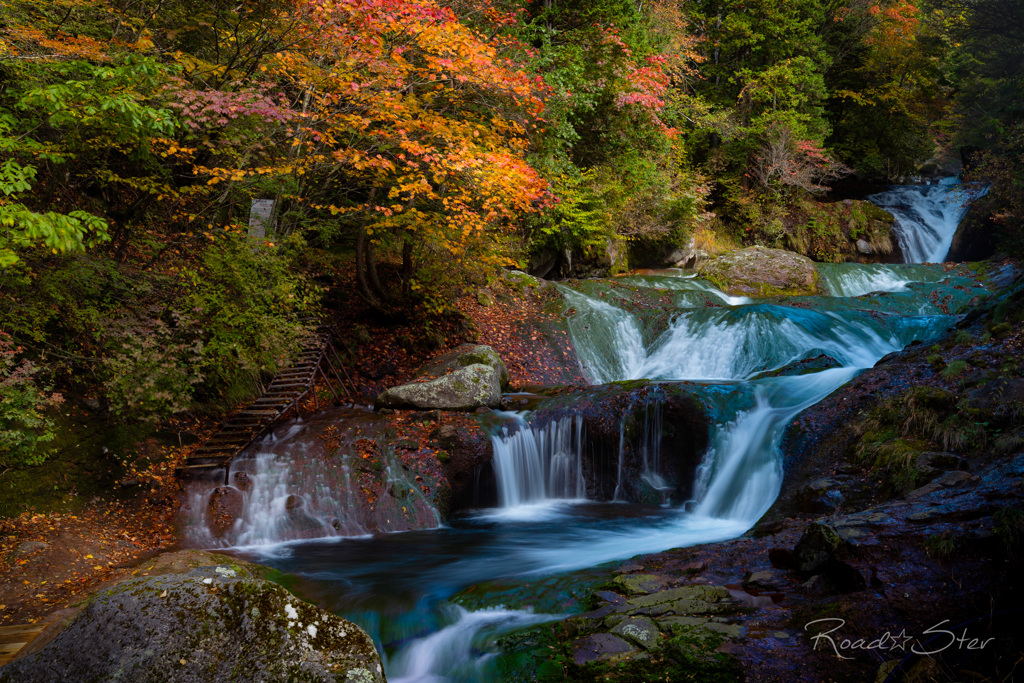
(697, 246, 824, 298)
(1, 551, 385, 683)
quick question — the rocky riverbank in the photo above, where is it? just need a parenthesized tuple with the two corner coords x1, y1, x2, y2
(494, 259, 1024, 682)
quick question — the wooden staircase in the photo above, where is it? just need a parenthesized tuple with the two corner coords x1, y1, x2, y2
(0, 621, 50, 667)
(175, 323, 356, 481)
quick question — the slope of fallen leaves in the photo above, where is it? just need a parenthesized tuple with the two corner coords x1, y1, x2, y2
(327, 262, 584, 399)
(0, 495, 177, 626)
(453, 278, 585, 387)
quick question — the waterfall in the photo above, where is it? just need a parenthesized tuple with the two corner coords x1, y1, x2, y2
(490, 413, 586, 508)
(180, 417, 440, 547)
(217, 259, 990, 683)
(490, 396, 669, 509)
(816, 263, 938, 297)
(637, 398, 669, 498)
(559, 287, 646, 383)
(560, 281, 953, 530)
(612, 418, 626, 502)
(867, 178, 986, 263)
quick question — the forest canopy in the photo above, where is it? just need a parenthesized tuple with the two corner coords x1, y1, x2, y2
(1, 0, 1022, 447)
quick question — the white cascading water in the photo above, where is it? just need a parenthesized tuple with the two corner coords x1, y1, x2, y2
(489, 413, 586, 509)
(213, 192, 982, 682)
(868, 177, 985, 263)
(181, 417, 443, 547)
(389, 607, 560, 683)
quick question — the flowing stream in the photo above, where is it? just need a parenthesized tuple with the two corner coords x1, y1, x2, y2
(180, 180, 990, 681)
(867, 177, 986, 263)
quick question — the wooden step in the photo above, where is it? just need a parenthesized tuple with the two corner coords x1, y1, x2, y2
(207, 435, 254, 443)
(186, 456, 233, 467)
(178, 327, 343, 480)
(176, 463, 227, 475)
(191, 450, 236, 459)
(0, 622, 49, 667)
(0, 622, 48, 642)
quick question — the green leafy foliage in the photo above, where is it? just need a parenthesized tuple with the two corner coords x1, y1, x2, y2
(0, 331, 64, 472)
(0, 126, 110, 267)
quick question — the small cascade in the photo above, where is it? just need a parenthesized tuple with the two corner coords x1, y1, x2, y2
(490, 413, 586, 508)
(180, 416, 441, 547)
(559, 287, 646, 383)
(817, 263, 922, 297)
(388, 606, 558, 683)
(636, 398, 670, 501)
(868, 178, 986, 263)
(217, 258, 995, 683)
(612, 419, 626, 502)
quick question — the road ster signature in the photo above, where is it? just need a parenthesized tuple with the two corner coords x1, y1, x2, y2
(805, 618, 995, 659)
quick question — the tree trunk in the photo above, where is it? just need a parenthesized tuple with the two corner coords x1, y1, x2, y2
(365, 237, 388, 302)
(401, 233, 413, 297)
(355, 227, 383, 311)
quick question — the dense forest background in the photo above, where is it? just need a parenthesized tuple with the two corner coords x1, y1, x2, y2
(1, 0, 1022, 480)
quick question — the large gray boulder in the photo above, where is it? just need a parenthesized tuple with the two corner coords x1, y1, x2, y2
(376, 344, 509, 411)
(946, 193, 999, 262)
(0, 551, 384, 683)
(697, 246, 824, 298)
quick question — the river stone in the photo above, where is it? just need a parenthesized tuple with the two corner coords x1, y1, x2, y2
(611, 616, 661, 649)
(946, 193, 999, 262)
(417, 344, 509, 387)
(566, 605, 617, 633)
(659, 616, 745, 639)
(0, 551, 384, 683)
(571, 633, 636, 665)
(376, 363, 502, 411)
(697, 246, 823, 298)
(376, 344, 509, 411)
(750, 354, 841, 381)
(205, 486, 243, 540)
(792, 478, 844, 514)
(476, 289, 495, 307)
(793, 522, 849, 573)
(743, 569, 788, 590)
(613, 573, 669, 595)
(626, 585, 732, 615)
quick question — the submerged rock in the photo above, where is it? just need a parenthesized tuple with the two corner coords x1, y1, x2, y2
(205, 486, 243, 540)
(375, 344, 509, 411)
(0, 550, 384, 683)
(750, 354, 841, 381)
(697, 246, 824, 298)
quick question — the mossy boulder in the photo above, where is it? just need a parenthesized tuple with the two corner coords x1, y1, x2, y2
(375, 344, 509, 411)
(785, 199, 900, 263)
(697, 246, 824, 297)
(750, 353, 841, 381)
(0, 550, 384, 683)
